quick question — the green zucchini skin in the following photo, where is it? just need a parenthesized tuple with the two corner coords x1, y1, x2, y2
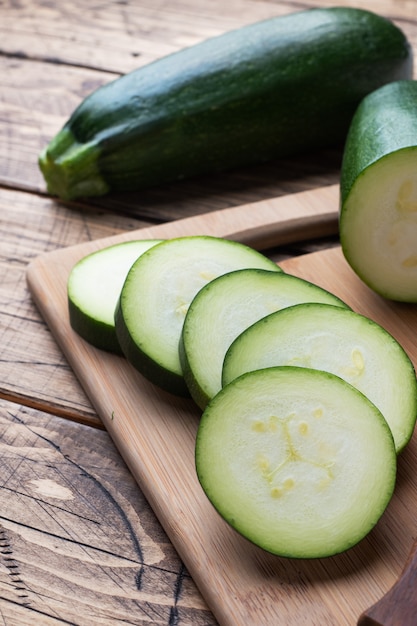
(340, 80, 417, 206)
(39, 7, 412, 200)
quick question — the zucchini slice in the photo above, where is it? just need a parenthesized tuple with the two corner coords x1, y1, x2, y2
(114, 236, 280, 396)
(340, 80, 417, 301)
(196, 366, 397, 558)
(68, 239, 162, 353)
(180, 269, 349, 409)
(222, 302, 417, 453)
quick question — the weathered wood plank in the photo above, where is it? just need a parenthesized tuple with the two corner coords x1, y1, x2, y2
(0, 0, 293, 74)
(0, 398, 217, 625)
(2, 0, 416, 74)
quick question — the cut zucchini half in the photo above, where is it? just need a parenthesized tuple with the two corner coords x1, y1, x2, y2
(180, 269, 349, 409)
(222, 302, 417, 453)
(68, 239, 163, 353)
(340, 80, 417, 301)
(341, 147, 417, 301)
(114, 236, 280, 396)
(196, 366, 397, 558)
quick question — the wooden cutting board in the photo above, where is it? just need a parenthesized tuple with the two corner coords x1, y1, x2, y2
(26, 184, 417, 626)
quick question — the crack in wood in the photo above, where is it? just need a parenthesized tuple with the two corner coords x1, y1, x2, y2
(0, 514, 179, 571)
(0, 524, 31, 607)
(169, 563, 188, 626)
(0, 484, 102, 523)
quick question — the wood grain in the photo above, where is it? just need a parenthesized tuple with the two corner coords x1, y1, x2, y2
(2, 0, 416, 74)
(26, 185, 417, 625)
(358, 537, 417, 625)
(0, 398, 216, 625)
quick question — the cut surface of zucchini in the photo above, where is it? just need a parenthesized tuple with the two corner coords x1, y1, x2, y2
(180, 269, 349, 409)
(222, 302, 417, 453)
(341, 148, 417, 301)
(196, 366, 397, 558)
(114, 236, 280, 396)
(68, 239, 163, 353)
(340, 81, 417, 301)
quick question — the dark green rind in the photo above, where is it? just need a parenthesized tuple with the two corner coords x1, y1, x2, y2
(68, 297, 123, 354)
(67, 239, 165, 353)
(114, 297, 191, 398)
(178, 338, 205, 408)
(340, 80, 417, 207)
(39, 7, 412, 200)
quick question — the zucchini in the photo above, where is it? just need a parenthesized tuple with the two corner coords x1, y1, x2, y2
(39, 8, 412, 200)
(114, 236, 280, 396)
(180, 269, 349, 410)
(222, 302, 417, 453)
(340, 80, 417, 302)
(196, 366, 397, 558)
(67, 239, 163, 353)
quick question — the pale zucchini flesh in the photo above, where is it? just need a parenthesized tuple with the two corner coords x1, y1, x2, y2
(180, 269, 349, 409)
(341, 148, 417, 301)
(114, 236, 280, 396)
(196, 366, 397, 558)
(340, 80, 417, 301)
(222, 302, 417, 453)
(68, 239, 162, 353)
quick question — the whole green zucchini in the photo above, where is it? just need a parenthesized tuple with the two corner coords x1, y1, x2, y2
(340, 80, 417, 302)
(39, 7, 412, 200)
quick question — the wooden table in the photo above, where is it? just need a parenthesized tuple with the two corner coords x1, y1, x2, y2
(1, 1, 417, 624)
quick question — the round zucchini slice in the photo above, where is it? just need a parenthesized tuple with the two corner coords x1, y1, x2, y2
(114, 236, 280, 396)
(222, 302, 417, 453)
(68, 239, 163, 353)
(180, 269, 349, 409)
(196, 366, 397, 558)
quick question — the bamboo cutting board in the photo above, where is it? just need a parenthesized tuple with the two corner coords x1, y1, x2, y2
(26, 184, 417, 626)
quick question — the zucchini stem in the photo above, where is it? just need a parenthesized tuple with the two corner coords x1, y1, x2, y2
(39, 128, 109, 200)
